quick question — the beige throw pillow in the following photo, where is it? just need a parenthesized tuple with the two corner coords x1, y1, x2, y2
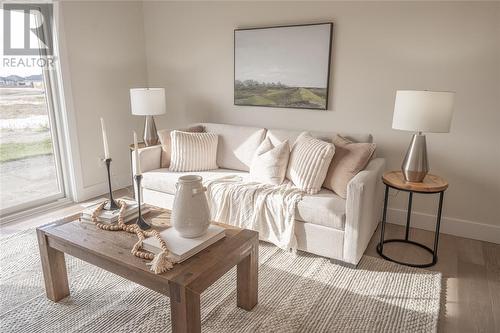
(169, 131, 218, 172)
(157, 125, 204, 168)
(286, 132, 335, 194)
(323, 135, 376, 198)
(249, 137, 290, 185)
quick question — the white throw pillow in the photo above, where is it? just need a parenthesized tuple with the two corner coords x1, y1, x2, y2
(286, 132, 335, 194)
(170, 131, 218, 172)
(249, 137, 290, 185)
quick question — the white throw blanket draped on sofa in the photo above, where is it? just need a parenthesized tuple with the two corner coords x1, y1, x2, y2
(204, 176, 304, 251)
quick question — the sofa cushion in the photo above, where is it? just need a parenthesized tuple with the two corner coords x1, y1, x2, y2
(323, 135, 376, 198)
(169, 131, 218, 172)
(249, 138, 290, 185)
(142, 168, 345, 231)
(296, 189, 346, 230)
(157, 125, 204, 168)
(141, 168, 249, 195)
(197, 123, 266, 171)
(286, 132, 335, 194)
(266, 128, 373, 146)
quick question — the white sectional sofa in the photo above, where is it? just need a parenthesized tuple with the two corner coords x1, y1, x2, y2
(134, 123, 386, 266)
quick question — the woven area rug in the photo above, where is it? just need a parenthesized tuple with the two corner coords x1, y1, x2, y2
(0, 230, 441, 332)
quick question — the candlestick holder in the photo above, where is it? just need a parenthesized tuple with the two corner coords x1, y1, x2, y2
(104, 158, 120, 211)
(127, 174, 151, 230)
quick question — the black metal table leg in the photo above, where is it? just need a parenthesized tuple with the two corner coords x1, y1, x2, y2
(405, 192, 413, 240)
(378, 185, 390, 252)
(432, 191, 445, 264)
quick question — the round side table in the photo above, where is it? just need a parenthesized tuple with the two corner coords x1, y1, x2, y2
(377, 171, 448, 268)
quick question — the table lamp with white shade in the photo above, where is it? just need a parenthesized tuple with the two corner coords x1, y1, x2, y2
(130, 88, 166, 146)
(392, 90, 455, 182)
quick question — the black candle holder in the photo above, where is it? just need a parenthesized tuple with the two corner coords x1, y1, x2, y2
(126, 174, 151, 230)
(104, 158, 120, 211)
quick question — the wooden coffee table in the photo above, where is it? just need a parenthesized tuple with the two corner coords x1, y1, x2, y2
(36, 208, 258, 333)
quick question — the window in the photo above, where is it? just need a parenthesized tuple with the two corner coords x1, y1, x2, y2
(0, 5, 68, 217)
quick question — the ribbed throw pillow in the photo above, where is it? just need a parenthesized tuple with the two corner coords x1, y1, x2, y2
(170, 131, 218, 172)
(323, 135, 376, 198)
(286, 132, 335, 194)
(157, 125, 204, 168)
(249, 137, 290, 185)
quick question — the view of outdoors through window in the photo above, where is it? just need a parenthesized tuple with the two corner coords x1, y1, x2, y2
(0, 69, 59, 209)
(0, 51, 61, 212)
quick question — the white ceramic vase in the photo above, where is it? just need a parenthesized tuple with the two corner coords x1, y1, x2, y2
(171, 175, 210, 238)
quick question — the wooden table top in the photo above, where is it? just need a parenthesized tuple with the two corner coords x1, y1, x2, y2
(128, 142, 160, 150)
(383, 171, 448, 193)
(37, 207, 258, 295)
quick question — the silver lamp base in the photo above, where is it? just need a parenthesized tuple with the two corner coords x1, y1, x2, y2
(143, 115, 158, 146)
(401, 133, 429, 182)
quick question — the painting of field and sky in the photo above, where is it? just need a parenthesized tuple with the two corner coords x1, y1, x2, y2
(234, 23, 332, 110)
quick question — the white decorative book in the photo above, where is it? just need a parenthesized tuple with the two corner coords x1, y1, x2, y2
(143, 225, 226, 263)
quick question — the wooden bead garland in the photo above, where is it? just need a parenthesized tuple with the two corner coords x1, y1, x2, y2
(86, 199, 174, 273)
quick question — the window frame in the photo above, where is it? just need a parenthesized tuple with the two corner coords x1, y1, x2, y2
(0, 4, 71, 220)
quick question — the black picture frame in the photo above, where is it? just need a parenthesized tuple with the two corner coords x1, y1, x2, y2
(234, 22, 333, 111)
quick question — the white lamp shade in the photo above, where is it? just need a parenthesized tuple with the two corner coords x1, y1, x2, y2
(392, 90, 454, 133)
(130, 88, 166, 116)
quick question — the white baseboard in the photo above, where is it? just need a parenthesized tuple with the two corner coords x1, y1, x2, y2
(77, 173, 133, 202)
(0, 198, 73, 225)
(387, 208, 500, 245)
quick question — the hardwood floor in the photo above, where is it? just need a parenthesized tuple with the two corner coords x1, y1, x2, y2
(1, 188, 498, 333)
(365, 223, 500, 333)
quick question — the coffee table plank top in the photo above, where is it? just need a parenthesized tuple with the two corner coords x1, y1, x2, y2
(37, 206, 259, 333)
(38, 208, 257, 295)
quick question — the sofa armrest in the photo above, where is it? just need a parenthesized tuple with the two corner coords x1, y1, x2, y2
(343, 158, 386, 265)
(131, 145, 162, 174)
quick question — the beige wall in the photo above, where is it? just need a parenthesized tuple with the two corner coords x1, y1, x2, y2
(142, 1, 500, 237)
(60, 1, 147, 200)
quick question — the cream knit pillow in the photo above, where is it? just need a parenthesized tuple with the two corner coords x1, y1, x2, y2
(286, 132, 335, 194)
(157, 125, 205, 168)
(170, 131, 218, 172)
(249, 137, 290, 185)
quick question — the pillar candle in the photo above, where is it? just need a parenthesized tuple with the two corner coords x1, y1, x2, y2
(134, 131, 142, 175)
(100, 117, 110, 159)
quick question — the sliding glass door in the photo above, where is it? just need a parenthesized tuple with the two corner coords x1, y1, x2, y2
(0, 5, 66, 217)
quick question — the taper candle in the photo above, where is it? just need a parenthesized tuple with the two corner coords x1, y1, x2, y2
(134, 131, 142, 175)
(100, 117, 110, 159)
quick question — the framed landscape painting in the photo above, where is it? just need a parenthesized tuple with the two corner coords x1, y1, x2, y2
(234, 22, 333, 110)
